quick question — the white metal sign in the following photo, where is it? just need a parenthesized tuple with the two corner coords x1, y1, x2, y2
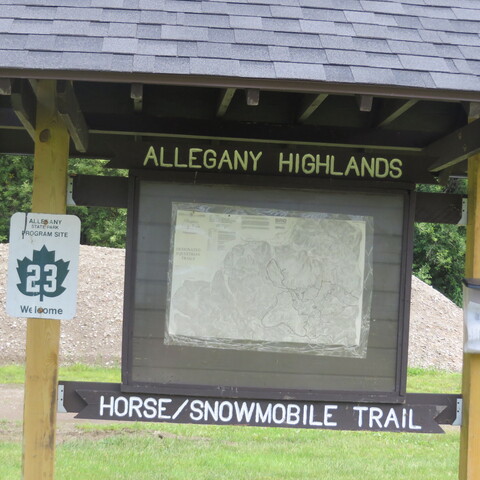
(6, 213, 81, 320)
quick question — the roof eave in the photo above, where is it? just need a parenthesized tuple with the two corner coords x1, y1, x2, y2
(1, 67, 480, 104)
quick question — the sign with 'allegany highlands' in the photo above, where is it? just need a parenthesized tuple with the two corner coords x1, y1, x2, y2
(107, 139, 436, 183)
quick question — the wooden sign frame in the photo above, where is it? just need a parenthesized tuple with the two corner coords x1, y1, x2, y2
(121, 168, 415, 405)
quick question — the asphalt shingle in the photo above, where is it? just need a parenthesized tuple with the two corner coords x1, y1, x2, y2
(0, 33, 27, 50)
(108, 22, 138, 38)
(139, 10, 177, 25)
(190, 57, 240, 76)
(229, 15, 263, 30)
(231, 43, 270, 61)
(110, 53, 133, 71)
(208, 27, 235, 43)
(132, 53, 155, 72)
(452, 8, 480, 22)
(399, 54, 451, 73)
(324, 64, 354, 82)
(299, 20, 337, 35)
(350, 65, 397, 85)
(103, 37, 138, 54)
(55, 35, 104, 53)
(269, 6, 303, 19)
(178, 12, 230, 28)
(154, 55, 190, 74)
(1, 1, 480, 95)
(137, 38, 177, 56)
(274, 61, 326, 80)
(239, 60, 276, 78)
(302, 8, 347, 22)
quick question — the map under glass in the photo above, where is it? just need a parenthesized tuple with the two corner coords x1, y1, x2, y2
(165, 203, 373, 358)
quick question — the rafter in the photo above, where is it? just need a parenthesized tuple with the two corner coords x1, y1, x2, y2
(84, 112, 433, 152)
(375, 99, 418, 128)
(298, 93, 328, 123)
(216, 88, 236, 117)
(0, 78, 11, 95)
(56, 80, 89, 153)
(246, 89, 260, 106)
(356, 95, 373, 112)
(427, 117, 480, 172)
(11, 79, 36, 140)
(130, 83, 143, 112)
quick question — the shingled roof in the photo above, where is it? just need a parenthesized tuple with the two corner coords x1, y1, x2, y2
(1, 0, 480, 96)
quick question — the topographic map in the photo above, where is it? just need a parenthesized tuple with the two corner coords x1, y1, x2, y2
(166, 203, 372, 357)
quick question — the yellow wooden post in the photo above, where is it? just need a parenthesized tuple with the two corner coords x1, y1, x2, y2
(459, 154, 480, 479)
(22, 80, 69, 480)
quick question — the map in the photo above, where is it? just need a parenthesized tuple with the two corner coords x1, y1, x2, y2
(166, 203, 372, 357)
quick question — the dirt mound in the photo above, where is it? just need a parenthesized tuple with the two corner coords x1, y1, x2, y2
(0, 244, 464, 372)
(409, 275, 463, 371)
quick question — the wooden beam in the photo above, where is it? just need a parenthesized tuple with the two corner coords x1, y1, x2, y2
(375, 99, 418, 128)
(216, 88, 236, 117)
(356, 95, 373, 112)
(10, 79, 36, 140)
(414, 192, 464, 224)
(56, 80, 89, 153)
(246, 88, 260, 106)
(71, 175, 128, 208)
(459, 154, 480, 480)
(130, 83, 143, 112)
(298, 93, 328, 123)
(0, 107, 23, 128)
(0, 78, 11, 95)
(463, 102, 480, 120)
(427, 117, 480, 172)
(22, 79, 70, 480)
(85, 113, 430, 151)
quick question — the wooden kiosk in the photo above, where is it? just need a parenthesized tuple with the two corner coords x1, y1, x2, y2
(1, 2, 480, 478)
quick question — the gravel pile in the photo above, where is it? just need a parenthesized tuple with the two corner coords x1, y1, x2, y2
(0, 244, 464, 372)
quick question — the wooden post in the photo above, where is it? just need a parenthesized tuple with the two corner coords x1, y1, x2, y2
(459, 154, 480, 479)
(22, 80, 69, 479)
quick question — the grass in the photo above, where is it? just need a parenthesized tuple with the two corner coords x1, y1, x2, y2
(0, 365, 462, 479)
(0, 364, 462, 394)
(0, 363, 121, 384)
(406, 367, 461, 393)
(0, 424, 460, 480)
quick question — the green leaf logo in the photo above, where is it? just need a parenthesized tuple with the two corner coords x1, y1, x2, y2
(16, 245, 70, 302)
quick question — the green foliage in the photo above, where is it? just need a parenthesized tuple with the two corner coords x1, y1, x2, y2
(0, 155, 127, 248)
(413, 183, 466, 306)
(67, 159, 127, 248)
(0, 155, 33, 242)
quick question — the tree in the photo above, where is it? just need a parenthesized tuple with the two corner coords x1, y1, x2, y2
(0, 155, 33, 242)
(0, 154, 127, 248)
(413, 182, 466, 306)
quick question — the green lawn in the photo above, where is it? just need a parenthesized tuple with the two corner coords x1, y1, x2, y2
(0, 363, 463, 394)
(0, 424, 460, 480)
(0, 365, 462, 480)
(0, 363, 121, 384)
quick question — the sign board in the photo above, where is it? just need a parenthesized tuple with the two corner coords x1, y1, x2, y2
(59, 382, 461, 435)
(122, 174, 413, 404)
(6, 213, 81, 320)
(106, 138, 437, 184)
